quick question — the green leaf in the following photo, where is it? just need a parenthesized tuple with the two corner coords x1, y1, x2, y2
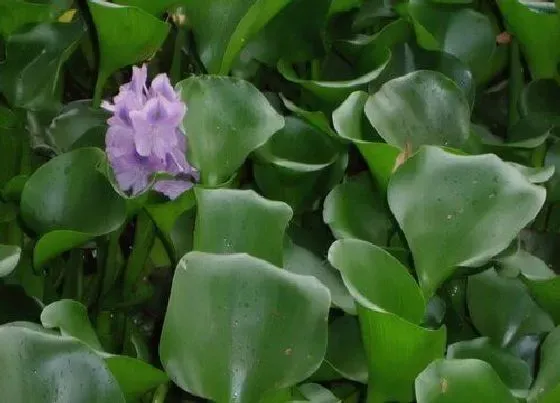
(20, 148, 127, 267)
(324, 315, 368, 383)
(406, 6, 497, 83)
(329, 239, 425, 323)
(88, 0, 169, 102)
(388, 146, 546, 296)
(253, 117, 346, 212)
(497, 0, 560, 79)
(104, 356, 168, 401)
(298, 383, 340, 403)
(447, 337, 532, 390)
(360, 308, 446, 402)
(41, 299, 102, 350)
(0, 324, 125, 402)
(467, 269, 554, 346)
(194, 188, 292, 267)
(280, 94, 337, 136)
(365, 71, 471, 151)
(0, 244, 21, 277)
(160, 252, 331, 403)
(323, 172, 393, 246)
(284, 238, 355, 314)
(529, 326, 560, 403)
(47, 100, 109, 152)
(181, 0, 294, 74)
(415, 359, 517, 403)
(0, 0, 67, 37)
(0, 21, 84, 110)
(177, 76, 284, 185)
(113, 0, 179, 15)
(243, 0, 332, 65)
(277, 50, 390, 106)
(545, 141, 560, 202)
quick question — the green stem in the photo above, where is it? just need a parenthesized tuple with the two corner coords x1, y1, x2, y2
(152, 383, 169, 403)
(62, 249, 84, 301)
(123, 211, 156, 297)
(171, 27, 187, 84)
(365, 385, 386, 403)
(507, 38, 523, 132)
(92, 72, 108, 108)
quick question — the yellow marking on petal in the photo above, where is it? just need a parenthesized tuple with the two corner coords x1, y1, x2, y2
(58, 9, 77, 23)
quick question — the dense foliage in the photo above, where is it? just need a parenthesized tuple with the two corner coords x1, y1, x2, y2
(1, 0, 560, 402)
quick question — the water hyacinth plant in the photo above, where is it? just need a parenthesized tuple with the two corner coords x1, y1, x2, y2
(0, 0, 560, 403)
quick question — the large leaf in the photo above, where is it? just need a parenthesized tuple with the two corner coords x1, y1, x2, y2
(406, 5, 497, 82)
(446, 337, 532, 390)
(359, 308, 446, 402)
(0, 21, 84, 110)
(0, 324, 125, 402)
(160, 252, 331, 403)
(253, 117, 346, 212)
(323, 172, 393, 246)
(177, 76, 284, 185)
(328, 239, 425, 324)
(181, 0, 293, 74)
(284, 239, 355, 314)
(497, 0, 560, 79)
(113, 0, 179, 15)
(0, 244, 21, 277)
(415, 359, 517, 403)
(20, 148, 127, 267)
(194, 188, 292, 267)
(467, 269, 554, 346)
(529, 326, 560, 403)
(364, 71, 471, 151)
(388, 146, 546, 296)
(88, 0, 169, 102)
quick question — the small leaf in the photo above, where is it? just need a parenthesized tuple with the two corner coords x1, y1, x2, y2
(88, 0, 169, 99)
(323, 172, 393, 245)
(0, 244, 21, 277)
(467, 269, 554, 346)
(177, 76, 284, 185)
(388, 146, 546, 296)
(365, 71, 471, 151)
(329, 239, 425, 323)
(160, 252, 331, 403)
(41, 299, 102, 350)
(194, 188, 292, 267)
(415, 359, 517, 403)
(447, 337, 532, 390)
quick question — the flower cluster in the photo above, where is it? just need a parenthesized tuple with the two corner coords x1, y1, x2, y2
(102, 64, 198, 199)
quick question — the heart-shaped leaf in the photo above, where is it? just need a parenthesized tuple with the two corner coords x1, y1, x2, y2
(0, 323, 125, 402)
(88, 0, 169, 104)
(177, 76, 284, 185)
(415, 359, 517, 403)
(160, 251, 331, 403)
(194, 188, 292, 267)
(467, 269, 554, 346)
(0, 21, 84, 110)
(20, 147, 127, 267)
(388, 146, 546, 296)
(329, 239, 425, 323)
(365, 71, 471, 151)
(323, 172, 393, 246)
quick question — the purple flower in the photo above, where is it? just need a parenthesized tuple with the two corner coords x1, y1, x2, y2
(102, 64, 198, 199)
